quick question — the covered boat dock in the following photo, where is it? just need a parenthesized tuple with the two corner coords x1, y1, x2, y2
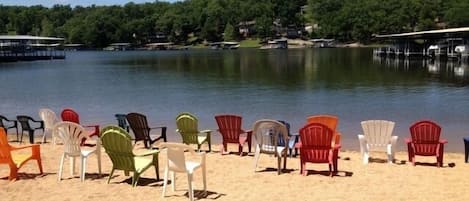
(0, 35, 65, 62)
(374, 27, 469, 61)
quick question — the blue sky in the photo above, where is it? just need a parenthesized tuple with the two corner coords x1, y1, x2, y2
(0, 1, 177, 7)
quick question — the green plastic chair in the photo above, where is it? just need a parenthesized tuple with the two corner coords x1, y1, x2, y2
(175, 113, 211, 152)
(100, 125, 160, 187)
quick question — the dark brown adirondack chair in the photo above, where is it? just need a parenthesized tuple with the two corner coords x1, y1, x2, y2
(126, 113, 167, 148)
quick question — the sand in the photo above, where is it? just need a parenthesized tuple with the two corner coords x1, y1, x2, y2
(1, 135, 469, 201)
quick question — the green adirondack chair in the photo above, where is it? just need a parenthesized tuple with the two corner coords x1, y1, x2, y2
(175, 112, 211, 152)
(100, 125, 159, 187)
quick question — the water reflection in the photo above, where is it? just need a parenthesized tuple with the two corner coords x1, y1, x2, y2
(373, 55, 469, 86)
(3, 49, 469, 151)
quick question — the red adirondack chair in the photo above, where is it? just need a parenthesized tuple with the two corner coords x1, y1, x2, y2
(406, 120, 447, 167)
(61, 108, 100, 145)
(215, 114, 252, 156)
(296, 122, 340, 176)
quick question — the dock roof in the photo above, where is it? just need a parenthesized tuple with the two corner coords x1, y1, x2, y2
(374, 27, 469, 39)
(0, 35, 64, 41)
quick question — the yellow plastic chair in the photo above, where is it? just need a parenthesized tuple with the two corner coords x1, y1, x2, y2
(176, 112, 211, 152)
(0, 129, 43, 181)
(100, 125, 160, 187)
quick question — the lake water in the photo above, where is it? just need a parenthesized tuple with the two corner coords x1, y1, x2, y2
(1, 48, 469, 151)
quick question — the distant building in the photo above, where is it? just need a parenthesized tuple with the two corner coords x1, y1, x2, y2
(238, 21, 256, 37)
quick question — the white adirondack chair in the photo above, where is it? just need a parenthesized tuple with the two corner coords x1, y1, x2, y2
(53, 121, 102, 182)
(358, 120, 398, 164)
(38, 108, 60, 144)
(252, 119, 289, 175)
(159, 143, 206, 201)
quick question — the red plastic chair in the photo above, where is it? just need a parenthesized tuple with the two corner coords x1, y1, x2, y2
(307, 115, 341, 146)
(61, 108, 100, 145)
(406, 120, 447, 167)
(296, 122, 340, 176)
(215, 114, 252, 156)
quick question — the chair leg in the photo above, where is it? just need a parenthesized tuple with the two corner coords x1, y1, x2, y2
(36, 158, 43, 174)
(58, 154, 65, 181)
(132, 172, 140, 187)
(70, 156, 76, 176)
(301, 160, 306, 176)
(162, 167, 169, 198)
(253, 146, 261, 172)
(8, 165, 18, 181)
(387, 144, 394, 164)
(171, 172, 176, 191)
(107, 168, 115, 184)
(97, 152, 102, 175)
(81, 157, 87, 182)
(29, 131, 34, 144)
(277, 154, 281, 175)
(202, 162, 207, 192)
(283, 150, 287, 170)
(220, 143, 227, 155)
(238, 144, 243, 156)
(328, 164, 333, 177)
(187, 173, 194, 201)
(154, 156, 160, 181)
(464, 139, 469, 163)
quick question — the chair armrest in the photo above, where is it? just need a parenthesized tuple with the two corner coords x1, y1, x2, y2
(241, 129, 252, 137)
(405, 138, 412, 144)
(439, 139, 448, 144)
(150, 126, 167, 130)
(295, 142, 302, 148)
(84, 124, 99, 130)
(332, 144, 341, 149)
(11, 144, 40, 151)
(200, 129, 212, 134)
(358, 134, 365, 140)
(135, 150, 159, 157)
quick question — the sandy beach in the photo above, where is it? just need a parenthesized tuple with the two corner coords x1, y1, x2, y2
(1, 134, 468, 201)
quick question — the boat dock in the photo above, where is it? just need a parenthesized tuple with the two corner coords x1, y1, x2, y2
(0, 35, 65, 62)
(374, 27, 469, 61)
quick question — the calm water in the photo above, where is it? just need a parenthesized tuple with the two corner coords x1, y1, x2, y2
(1, 48, 469, 151)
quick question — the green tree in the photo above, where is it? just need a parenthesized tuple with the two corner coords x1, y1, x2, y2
(223, 23, 235, 41)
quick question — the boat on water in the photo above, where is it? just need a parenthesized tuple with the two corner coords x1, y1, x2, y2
(259, 39, 288, 49)
(310, 38, 336, 48)
(103, 43, 132, 51)
(208, 42, 240, 50)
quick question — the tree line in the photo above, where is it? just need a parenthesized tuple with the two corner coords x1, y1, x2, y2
(0, 0, 468, 47)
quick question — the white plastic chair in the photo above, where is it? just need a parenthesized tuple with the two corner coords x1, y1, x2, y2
(159, 142, 206, 201)
(53, 121, 102, 182)
(358, 120, 398, 164)
(38, 108, 60, 144)
(252, 119, 289, 175)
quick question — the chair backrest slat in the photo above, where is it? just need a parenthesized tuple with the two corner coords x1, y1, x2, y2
(215, 115, 243, 141)
(361, 120, 395, 146)
(253, 119, 288, 153)
(126, 113, 150, 141)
